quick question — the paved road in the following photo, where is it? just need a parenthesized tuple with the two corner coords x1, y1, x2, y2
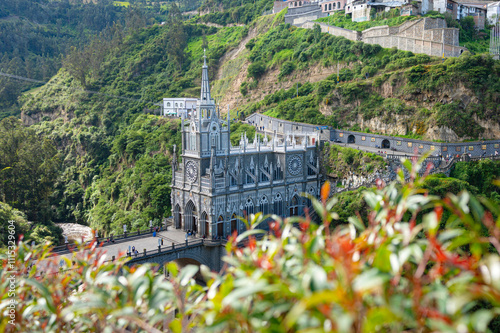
(36, 229, 201, 274)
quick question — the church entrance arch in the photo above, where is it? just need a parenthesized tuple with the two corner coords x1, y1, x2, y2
(184, 201, 197, 232)
(348, 135, 356, 144)
(382, 139, 390, 149)
(289, 195, 299, 216)
(230, 214, 238, 235)
(217, 215, 224, 237)
(201, 212, 208, 237)
(174, 204, 181, 229)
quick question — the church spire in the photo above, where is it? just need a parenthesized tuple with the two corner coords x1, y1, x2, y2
(200, 49, 213, 104)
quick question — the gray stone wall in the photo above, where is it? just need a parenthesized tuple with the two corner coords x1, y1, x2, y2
(361, 18, 466, 57)
(301, 21, 361, 40)
(247, 114, 500, 158)
(284, 4, 327, 25)
(247, 113, 331, 141)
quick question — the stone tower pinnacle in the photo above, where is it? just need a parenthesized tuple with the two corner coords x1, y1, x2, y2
(200, 49, 213, 104)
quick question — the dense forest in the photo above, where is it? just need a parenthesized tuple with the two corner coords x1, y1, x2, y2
(0, 0, 205, 119)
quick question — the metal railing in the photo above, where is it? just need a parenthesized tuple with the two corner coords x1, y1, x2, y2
(52, 226, 169, 254)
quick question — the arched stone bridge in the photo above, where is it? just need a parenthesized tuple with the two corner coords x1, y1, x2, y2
(124, 239, 226, 272)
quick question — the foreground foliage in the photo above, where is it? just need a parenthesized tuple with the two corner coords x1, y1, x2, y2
(1, 161, 499, 332)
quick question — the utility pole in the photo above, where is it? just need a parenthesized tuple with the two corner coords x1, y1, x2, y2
(296, 83, 298, 98)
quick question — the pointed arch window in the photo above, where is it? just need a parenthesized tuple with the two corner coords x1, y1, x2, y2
(217, 215, 224, 237)
(289, 196, 299, 216)
(274, 159, 283, 180)
(230, 174, 237, 186)
(259, 196, 269, 215)
(274, 193, 283, 216)
(308, 152, 316, 176)
(247, 159, 255, 184)
(261, 157, 270, 182)
(244, 198, 254, 216)
(230, 214, 238, 234)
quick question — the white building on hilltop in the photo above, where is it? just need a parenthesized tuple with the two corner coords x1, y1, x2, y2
(170, 54, 321, 238)
(162, 97, 198, 117)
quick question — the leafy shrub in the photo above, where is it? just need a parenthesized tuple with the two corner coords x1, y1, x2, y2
(240, 82, 248, 96)
(3, 162, 500, 332)
(278, 61, 295, 79)
(361, 65, 377, 78)
(247, 61, 266, 80)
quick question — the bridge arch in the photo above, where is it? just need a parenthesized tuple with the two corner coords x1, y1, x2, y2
(348, 134, 356, 144)
(382, 139, 390, 149)
(158, 251, 212, 271)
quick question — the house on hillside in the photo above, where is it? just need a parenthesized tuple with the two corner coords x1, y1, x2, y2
(350, 0, 405, 22)
(273, 0, 290, 13)
(321, 0, 347, 14)
(487, 1, 500, 24)
(351, 1, 371, 22)
(401, 3, 420, 16)
(434, 0, 491, 29)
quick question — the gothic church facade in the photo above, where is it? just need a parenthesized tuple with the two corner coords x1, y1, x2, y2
(170, 56, 321, 237)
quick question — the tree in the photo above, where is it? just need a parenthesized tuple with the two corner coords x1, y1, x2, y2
(460, 16, 477, 42)
(165, 3, 187, 71)
(313, 23, 321, 43)
(0, 117, 61, 223)
(64, 46, 91, 87)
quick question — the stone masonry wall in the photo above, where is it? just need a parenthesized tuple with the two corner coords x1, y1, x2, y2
(284, 10, 468, 57)
(300, 21, 361, 40)
(284, 4, 327, 25)
(361, 18, 466, 57)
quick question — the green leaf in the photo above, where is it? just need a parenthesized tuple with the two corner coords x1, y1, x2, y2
(24, 278, 57, 314)
(179, 265, 199, 286)
(353, 269, 389, 292)
(236, 229, 266, 243)
(363, 306, 399, 333)
(167, 262, 179, 277)
(169, 318, 182, 333)
(373, 244, 392, 273)
(348, 216, 365, 231)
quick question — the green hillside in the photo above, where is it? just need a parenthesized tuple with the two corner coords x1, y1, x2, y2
(1, 5, 499, 243)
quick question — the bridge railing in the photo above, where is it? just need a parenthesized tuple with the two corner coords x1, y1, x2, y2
(51, 226, 169, 255)
(125, 238, 224, 263)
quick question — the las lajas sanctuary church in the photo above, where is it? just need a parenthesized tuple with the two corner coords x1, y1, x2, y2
(170, 53, 321, 238)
